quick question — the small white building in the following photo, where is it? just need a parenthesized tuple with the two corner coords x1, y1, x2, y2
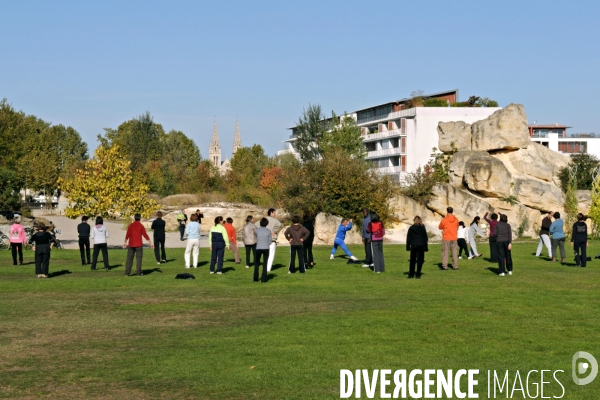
(529, 124, 600, 157)
(279, 90, 500, 181)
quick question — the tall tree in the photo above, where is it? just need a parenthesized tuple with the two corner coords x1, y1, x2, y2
(60, 145, 158, 218)
(294, 104, 328, 162)
(320, 112, 366, 159)
(0, 167, 22, 211)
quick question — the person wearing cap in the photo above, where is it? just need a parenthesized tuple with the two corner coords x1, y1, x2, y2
(9, 215, 27, 265)
(123, 214, 153, 276)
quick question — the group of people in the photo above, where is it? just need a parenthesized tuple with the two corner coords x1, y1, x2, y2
(535, 211, 589, 267)
(5, 205, 591, 279)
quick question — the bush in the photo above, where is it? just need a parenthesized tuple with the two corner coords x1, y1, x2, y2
(558, 153, 600, 192)
(400, 148, 452, 204)
(423, 98, 448, 107)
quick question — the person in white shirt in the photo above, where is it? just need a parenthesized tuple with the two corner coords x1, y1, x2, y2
(90, 216, 110, 271)
(457, 221, 470, 259)
(265, 208, 282, 272)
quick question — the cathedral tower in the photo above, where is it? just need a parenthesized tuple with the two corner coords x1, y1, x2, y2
(209, 119, 221, 168)
(232, 119, 242, 156)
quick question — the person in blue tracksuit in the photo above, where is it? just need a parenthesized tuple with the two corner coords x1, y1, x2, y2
(330, 218, 359, 261)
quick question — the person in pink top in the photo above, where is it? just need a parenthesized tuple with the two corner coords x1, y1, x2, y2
(9, 215, 27, 265)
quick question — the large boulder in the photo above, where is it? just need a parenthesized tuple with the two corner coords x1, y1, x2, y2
(577, 190, 592, 214)
(313, 213, 362, 246)
(485, 198, 545, 237)
(427, 184, 492, 222)
(437, 121, 472, 153)
(493, 143, 569, 186)
(511, 177, 564, 212)
(448, 150, 489, 187)
(463, 154, 512, 197)
(471, 104, 530, 151)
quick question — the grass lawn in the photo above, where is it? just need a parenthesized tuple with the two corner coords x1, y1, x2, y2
(1, 242, 599, 399)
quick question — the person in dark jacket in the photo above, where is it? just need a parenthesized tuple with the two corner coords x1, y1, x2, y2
(361, 208, 373, 268)
(484, 212, 499, 262)
(284, 216, 310, 274)
(302, 215, 315, 269)
(28, 223, 56, 278)
(406, 216, 429, 278)
(77, 216, 91, 265)
(151, 211, 167, 264)
(495, 214, 513, 276)
(535, 211, 553, 258)
(367, 214, 385, 273)
(571, 213, 588, 267)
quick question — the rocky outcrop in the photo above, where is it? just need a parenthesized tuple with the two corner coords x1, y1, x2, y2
(577, 190, 592, 214)
(437, 121, 472, 153)
(511, 177, 564, 212)
(493, 143, 569, 186)
(463, 154, 512, 197)
(448, 150, 488, 187)
(471, 104, 530, 151)
(427, 184, 492, 222)
(313, 213, 362, 246)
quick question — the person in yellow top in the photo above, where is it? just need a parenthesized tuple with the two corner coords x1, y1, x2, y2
(209, 216, 230, 274)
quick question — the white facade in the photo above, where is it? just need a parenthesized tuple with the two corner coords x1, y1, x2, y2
(531, 134, 600, 158)
(279, 106, 500, 181)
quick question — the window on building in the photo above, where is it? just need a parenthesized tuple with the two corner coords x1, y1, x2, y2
(392, 138, 399, 148)
(365, 142, 376, 152)
(392, 157, 400, 167)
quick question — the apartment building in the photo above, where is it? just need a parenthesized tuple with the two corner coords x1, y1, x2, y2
(279, 89, 500, 181)
(529, 124, 600, 157)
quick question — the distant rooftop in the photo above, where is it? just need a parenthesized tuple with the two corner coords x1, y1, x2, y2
(528, 124, 571, 129)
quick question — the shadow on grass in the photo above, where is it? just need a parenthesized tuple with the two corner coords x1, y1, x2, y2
(49, 270, 71, 278)
(141, 268, 163, 275)
(107, 264, 121, 270)
(270, 263, 286, 271)
(487, 267, 500, 274)
(21, 261, 35, 266)
(221, 267, 236, 274)
(197, 261, 209, 267)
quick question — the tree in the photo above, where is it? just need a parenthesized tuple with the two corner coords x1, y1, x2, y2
(294, 104, 328, 162)
(99, 112, 165, 172)
(558, 153, 600, 192)
(59, 145, 159, 219)
(0, 167, 22, 211)
(228, 145, 269, 188)
(588, 167, 600, 237)
(320, 113, 366, 159)
(563, 165, 578, 235)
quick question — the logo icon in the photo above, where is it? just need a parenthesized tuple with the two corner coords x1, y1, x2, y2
(572, 351, 598, 385)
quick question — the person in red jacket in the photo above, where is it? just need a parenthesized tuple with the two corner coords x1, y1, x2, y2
(438, 206, 459, 270)
(224, 217, 240, 264)
(123, 214, 154, 276)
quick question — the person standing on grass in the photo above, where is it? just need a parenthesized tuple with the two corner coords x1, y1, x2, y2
(439, 207, 459, 270)
(495, 214, 513, 276)
(330, 218, 359, 261)
(184, 213, 201, 269)
(224, 217, 240, 264)
(177, 209, 188, 241)
(361, 208, 373, 268)
(549, 212, 566, 263)
(90, 216, 110, 271)
(77, 216, 91, 266)
(484, 212, 499, 262)
(209, 216, 229, 274)
(406, 216, 428, 279)
(265, 208, 282, 272)
(468, 216, 484, 259)
(457, 221, 470, 259)
(254, 218, 271, 283)
(367, 214, 385, 273)
(571, 213, 589, 268)
(151, 211, 167, 264)
(535, 211, 553, 258)
(123, 214, 153, 277)
(242, 215, 257, 269)
(284, 215, 310, 274)
(302, 215, 315, 269)
(9, 214, 27, 266)
(28, 223, 55, 278)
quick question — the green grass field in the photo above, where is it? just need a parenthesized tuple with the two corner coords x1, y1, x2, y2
(1, 243, 599, 399)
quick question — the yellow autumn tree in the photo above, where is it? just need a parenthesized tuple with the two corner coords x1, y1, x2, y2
(59, 145, 159, 219)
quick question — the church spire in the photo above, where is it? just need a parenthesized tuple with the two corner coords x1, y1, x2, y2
(209, 119, 221, 168)
(232, 119, 242, 156)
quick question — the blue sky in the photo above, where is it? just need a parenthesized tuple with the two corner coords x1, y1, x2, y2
(1, 0, 599, 157)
